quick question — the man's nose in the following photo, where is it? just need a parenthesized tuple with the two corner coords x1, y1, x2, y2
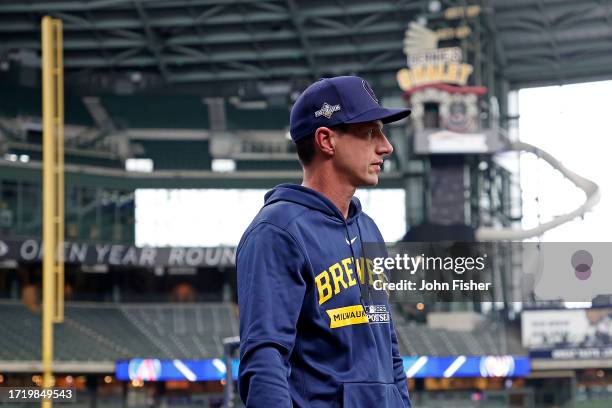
(378, 133, 394, 156)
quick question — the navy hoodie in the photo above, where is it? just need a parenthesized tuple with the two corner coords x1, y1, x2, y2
(237, 184, 411, 408)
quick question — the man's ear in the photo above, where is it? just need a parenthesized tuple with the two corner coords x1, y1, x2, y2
(314, 127, 336, 157)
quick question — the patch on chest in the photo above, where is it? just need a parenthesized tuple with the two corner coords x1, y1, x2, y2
(325, 304, 390, 329)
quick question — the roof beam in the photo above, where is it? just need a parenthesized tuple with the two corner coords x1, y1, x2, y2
(170, 66, 311, 82)
(508, 67, 612, 87)
(174, 58, 406, 82)
(510, 69, 612, 89)
(84, 9, 116, 74)
(598, 0, 612, 43)
(338, 0, 361, 68)
(494, 1, 601, 22)
(0, 0, 280, 12)
(238, 2, 272, 77)
(505, 52, 612, 77)
(0, 30, 298, 50)
(505, 37, 612, 60)
(354, 11, 386, 30)
(498, 5, 608, 33)
(301, 2, 423, 19)
(0, 11, 290, 32)
(500, 24, 612, 47)
(224, 61, 266, 76)
(3, 21, 422, 50)
(168, 4, 225, 37)
(496, 18, 548, 33)
(61, 40, 406, 69)
(553, 3, 609, 29)
(133, 0, 170, 81)
(252, 1, 288, 13)
(0, 3, 426, 33)
(492, 0, 595, 11)
(168, 58, 405, 83)
(0, 0, 134, 12)
(310, 17, 347, 30)
(286, 0, 318, 78)
(363, 50, 397, 70)
(0, 18, 404, 36)
(184, 4, 219, 78)
(66, 47, 144, 80)
(483, 0, 507, 73)
(307, 22, 416, 38)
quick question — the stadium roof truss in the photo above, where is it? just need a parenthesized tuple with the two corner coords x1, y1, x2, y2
(0, 0, 611, 94)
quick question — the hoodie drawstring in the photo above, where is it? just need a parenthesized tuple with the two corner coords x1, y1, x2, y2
(355, 218, 372, 305)
(345, 218, 371, 311)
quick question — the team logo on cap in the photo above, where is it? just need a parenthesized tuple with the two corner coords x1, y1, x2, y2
(362, 79, 378, 103)
(315, 102, 341, 119)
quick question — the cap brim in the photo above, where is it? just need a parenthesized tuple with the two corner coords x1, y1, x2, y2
(344, 107, 411, 125)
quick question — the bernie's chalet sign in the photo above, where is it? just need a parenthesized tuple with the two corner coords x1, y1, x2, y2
(397, 21, 474, 91)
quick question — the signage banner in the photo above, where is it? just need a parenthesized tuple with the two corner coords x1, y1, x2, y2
(522, 308, 612, 360)
(0, 238, 236, 268)
(116, 355, 530, 382)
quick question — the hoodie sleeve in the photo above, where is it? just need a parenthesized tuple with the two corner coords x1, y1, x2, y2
(237, 222, 307, 408)
(390, 316, 412, 408)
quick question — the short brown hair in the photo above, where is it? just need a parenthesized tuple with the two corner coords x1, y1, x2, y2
(295, 124, 348, 166)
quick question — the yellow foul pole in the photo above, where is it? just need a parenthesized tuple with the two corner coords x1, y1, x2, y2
(41, 15, 64, 408)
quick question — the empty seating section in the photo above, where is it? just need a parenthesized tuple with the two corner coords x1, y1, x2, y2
(0, 300, 525, 361)
(0, 180, 134, 243)
(133, 139, 211, 170)
(1, 87, 302, 174)
(0, 304, 41, 360)
(63, 154, 124, 169)
(0, 85, 93, 127)
(102, 95, 209, 129)
(0, 86, 291, 131)
(120, 303, 238, 359)
(395, 320, 525, 357)
(0, 181, 42, 237)
(235, 159, 301, 171)
(225, 103, 289, 130)
(0, 301, 239, 362)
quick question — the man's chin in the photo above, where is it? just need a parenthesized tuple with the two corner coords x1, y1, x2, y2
(360, 175, 379, 187)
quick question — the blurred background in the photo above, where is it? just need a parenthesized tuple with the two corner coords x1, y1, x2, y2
(0, 0, 611, 407)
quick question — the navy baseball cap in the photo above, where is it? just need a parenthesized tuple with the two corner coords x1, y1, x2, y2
(289, 76, 411, 142)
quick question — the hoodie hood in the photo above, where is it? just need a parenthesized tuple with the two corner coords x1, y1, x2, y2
(263, 183, 362, 223)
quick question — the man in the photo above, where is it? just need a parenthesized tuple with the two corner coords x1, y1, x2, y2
(237, 76, 412, 407)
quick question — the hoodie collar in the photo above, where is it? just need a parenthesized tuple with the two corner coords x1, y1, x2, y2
(264, 183, 362, 223)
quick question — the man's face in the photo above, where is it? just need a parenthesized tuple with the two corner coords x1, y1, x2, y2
(331, 120, 393, 187)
